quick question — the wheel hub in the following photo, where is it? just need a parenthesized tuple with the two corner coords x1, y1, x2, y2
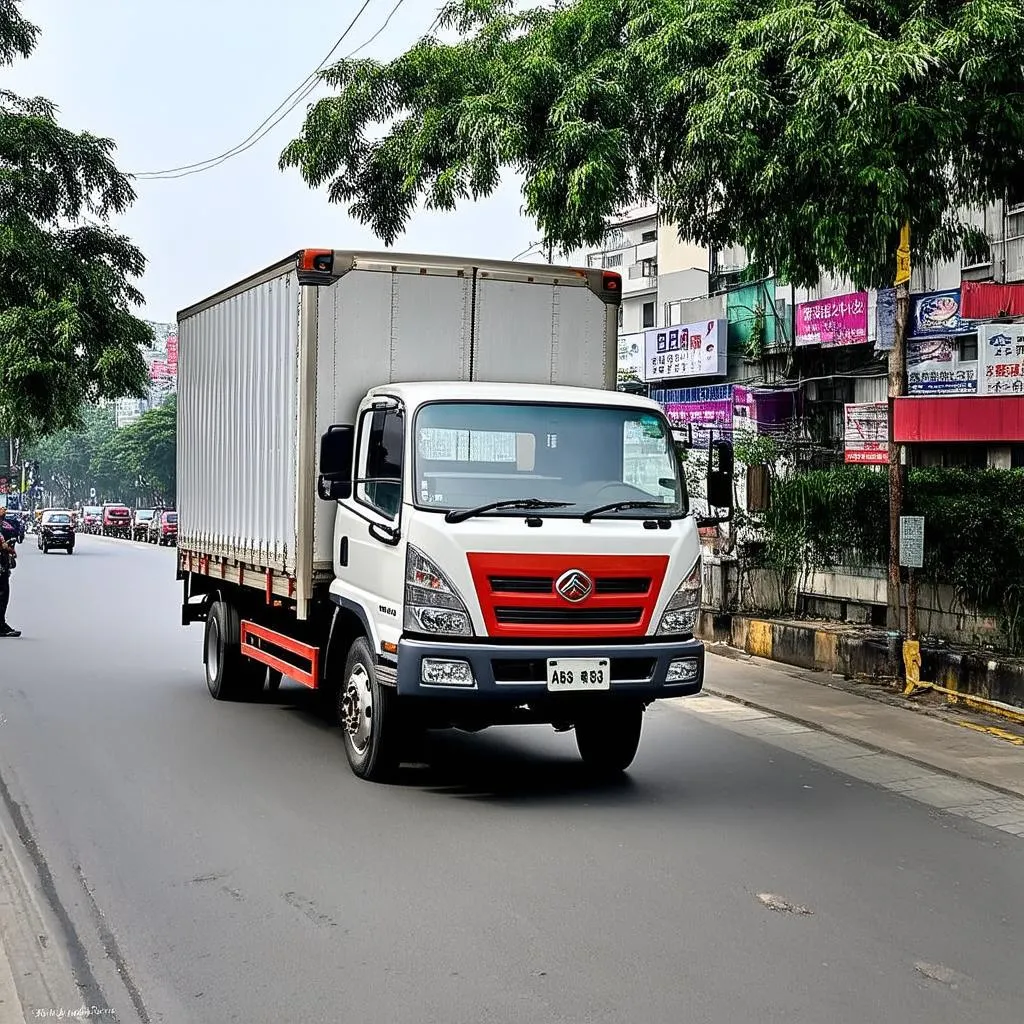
(342, 665, 373, 753)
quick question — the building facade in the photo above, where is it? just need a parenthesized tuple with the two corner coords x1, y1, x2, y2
(582, 196, 1024, 468)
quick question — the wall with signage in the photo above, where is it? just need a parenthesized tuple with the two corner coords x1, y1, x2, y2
(844, 403, 888, 464)
(617, 332, 644, 381)
(642, 318, 728, 383)
(981, 323, 1024, 396)
(795, 291, 869, 347)
(906, 289, 979, 395)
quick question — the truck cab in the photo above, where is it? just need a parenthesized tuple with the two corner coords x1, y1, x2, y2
(316, 381, 717, 778)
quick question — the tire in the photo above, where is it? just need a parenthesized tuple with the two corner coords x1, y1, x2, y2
(266, 668, 282, 692)
(67, 546, 74, 555)
(575, 703, 644, 775)
(42, 543, 48, 554)
(204, 600, 264, 702)
(337, 637, 403, 781)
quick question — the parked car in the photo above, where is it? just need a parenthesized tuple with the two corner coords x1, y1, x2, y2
(147, 509, 177, 546)
(133, 508, 156, 541)
(38, 509, 75, 554)
(81, 505, 103, 534)
(101, 503, 133, 538)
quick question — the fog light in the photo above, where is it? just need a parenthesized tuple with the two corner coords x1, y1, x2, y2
(421, 659, 475, 687)
(666, 658, 699, 683)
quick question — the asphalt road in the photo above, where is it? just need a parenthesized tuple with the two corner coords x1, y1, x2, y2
(1, 535, 1022, 1024)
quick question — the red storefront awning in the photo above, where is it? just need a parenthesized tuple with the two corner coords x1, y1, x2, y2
(960, 281, 1024, 319)
(894, 396, 1024, 443)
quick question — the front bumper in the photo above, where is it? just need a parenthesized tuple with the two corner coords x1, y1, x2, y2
(394, 636, 704, 701)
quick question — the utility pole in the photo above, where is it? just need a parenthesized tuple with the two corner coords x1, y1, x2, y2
(887, 222, 911, 632)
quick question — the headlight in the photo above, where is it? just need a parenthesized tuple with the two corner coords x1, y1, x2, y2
(656, 557, 702, 636)
(404, 545, 474, 637)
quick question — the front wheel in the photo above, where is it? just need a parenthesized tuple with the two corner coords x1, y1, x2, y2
(337, 637, 403, 781)
(575, 703, 644, 775)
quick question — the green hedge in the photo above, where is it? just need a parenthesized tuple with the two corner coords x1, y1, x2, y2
(758, 467, 1024, 648)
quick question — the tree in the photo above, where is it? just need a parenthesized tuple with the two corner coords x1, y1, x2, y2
(26, 397, 177, 507)
(0, 0, 151, 439)
(130, 395, 176, 504)
(26, 404, 113, 505)
(281, 0, 1024, 632)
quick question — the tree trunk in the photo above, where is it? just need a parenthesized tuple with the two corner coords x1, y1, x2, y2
(886, 280, 911, 631)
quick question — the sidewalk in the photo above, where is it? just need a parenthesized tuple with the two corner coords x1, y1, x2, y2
(0, 936, 22, 1024)
(700, 647, 1024, 798)
(0, 807, 82, 1024)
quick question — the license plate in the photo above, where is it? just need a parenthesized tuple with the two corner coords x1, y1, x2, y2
(546, 658, 610, 692)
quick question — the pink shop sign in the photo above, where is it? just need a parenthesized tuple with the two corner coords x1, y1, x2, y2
(795, 291, 869, 348)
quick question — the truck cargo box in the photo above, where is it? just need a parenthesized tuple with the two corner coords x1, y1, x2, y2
(177, 250, 621, 614)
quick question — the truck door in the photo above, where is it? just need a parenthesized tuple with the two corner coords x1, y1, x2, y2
(335, 402, 407, 650)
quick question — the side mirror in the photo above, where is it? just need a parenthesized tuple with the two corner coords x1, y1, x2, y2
(318, 424, 354, 501)
(706, 440, 734, 512)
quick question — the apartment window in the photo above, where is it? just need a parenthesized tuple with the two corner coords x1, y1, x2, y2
(665, 301, 682, 326)
(959, 335, 979, 361)
(640, 258, 658, 278)
(962, 241, 991, 268)
(642, 302, 655, 329)
(641, 230, 657, 243)
(603, 253, 623, 268)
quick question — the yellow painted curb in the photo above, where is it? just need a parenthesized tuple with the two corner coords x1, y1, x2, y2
(951, 719, 1024, 747)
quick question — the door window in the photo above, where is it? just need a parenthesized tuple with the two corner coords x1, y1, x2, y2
(357, 407, 404, 520)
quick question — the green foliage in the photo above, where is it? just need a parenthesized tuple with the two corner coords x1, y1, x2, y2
(755, 468, 1024, 650)
(281, 0, 1024, 290)
(0, 0, 150, 438)
(25, 397, 176, 507)
(733, 430, 784, 470)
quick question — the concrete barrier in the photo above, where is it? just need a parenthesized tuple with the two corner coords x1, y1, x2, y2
(698, 612, 1024, 711)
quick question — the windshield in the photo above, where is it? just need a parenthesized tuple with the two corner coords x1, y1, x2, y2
(413, 402, 684, 517)
(137, 510, 154, 520)
(46, 514, 71, 525)
(165, 513, 177, 523)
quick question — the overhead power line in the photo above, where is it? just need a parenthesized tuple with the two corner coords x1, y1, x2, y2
(132, 0, 416, 181)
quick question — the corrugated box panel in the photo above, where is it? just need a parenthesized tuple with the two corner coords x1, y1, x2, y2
(178, 270, 300, 572)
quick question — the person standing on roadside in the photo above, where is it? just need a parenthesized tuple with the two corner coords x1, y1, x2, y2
(0, 504, 21, 638)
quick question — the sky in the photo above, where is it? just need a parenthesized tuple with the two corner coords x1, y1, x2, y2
(6, 0, 541, 322)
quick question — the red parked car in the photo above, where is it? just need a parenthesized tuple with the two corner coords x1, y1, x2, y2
(147, 510, 177, 546)
(101, 503, 133, 538)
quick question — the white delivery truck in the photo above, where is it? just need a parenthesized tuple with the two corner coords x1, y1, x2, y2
(177, 249, 733, 780)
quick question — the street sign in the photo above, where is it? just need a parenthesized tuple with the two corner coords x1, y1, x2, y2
(899, 515, 924, 568)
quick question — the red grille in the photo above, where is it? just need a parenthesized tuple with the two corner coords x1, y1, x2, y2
(467, 553, 668, 638)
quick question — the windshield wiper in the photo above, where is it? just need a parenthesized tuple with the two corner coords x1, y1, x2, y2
(581, 500, 673, 524)
(444, 498, 575, 525)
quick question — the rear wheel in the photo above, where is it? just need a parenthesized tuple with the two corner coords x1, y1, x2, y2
(204, 601, 264, 701)
(337, 637, 403, 781)
(575, 703, 644, 775)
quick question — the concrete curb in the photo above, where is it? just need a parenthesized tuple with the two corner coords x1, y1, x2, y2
(699, 679, 1024, 801)
(0, 935, 23, 1024)
(0, 808, 82, 1022)
(699, 612, 1024, 711)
